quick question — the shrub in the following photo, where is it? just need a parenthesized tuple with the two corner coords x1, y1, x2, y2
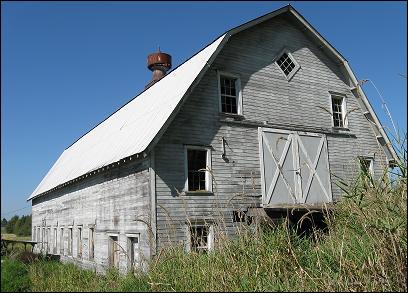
(1, 258, 31, 292)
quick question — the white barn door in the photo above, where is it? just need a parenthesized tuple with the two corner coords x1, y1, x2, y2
(258, 128, 332, 207)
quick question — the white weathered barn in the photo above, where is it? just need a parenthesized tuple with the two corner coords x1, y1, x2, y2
(29, 5, 398, 273)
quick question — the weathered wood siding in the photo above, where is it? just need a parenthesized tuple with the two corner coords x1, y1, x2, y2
(32, 158, 151, 274)
(154, 14, 387, 250)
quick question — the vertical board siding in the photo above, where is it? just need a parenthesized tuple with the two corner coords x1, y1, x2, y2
(154, 14, 386, 251)
(32, 158, 151, 274)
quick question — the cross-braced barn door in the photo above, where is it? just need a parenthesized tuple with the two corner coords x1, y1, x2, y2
(258, 128, 332, 207)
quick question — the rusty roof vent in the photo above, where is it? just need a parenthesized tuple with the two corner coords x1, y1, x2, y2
(145, 48, 172, 89)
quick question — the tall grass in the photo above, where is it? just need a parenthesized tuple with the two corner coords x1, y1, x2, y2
(2, 162, 406, 291)
(145, 158, 407, 291)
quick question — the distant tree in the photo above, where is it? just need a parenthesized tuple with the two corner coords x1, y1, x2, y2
(4, 215, 31, 236)
(6, 215, 19, 234)
(17, 215, 31, 236)
(1, 218, 7, 227)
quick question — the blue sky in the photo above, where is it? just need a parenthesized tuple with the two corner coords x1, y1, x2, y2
(1, 1, 407, 219)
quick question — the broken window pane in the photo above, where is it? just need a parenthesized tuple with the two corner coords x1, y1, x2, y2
(331, 96, 344, 127)
(188, 149, 207, 191)
(190, 225, 209, 253)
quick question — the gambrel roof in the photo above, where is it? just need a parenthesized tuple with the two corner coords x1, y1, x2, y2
(28, 5, 398, 201)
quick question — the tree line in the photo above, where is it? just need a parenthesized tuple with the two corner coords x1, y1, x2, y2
(1, 215, 32, 236)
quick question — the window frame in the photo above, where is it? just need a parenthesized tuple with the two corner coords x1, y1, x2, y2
(217, 71, 243, 115)
(68, 226, 73, 256)
(126, 233, 140, 271)
(60, 227, 64, 255)
(77, 225, 83, 259)
(47, 226, 51, 253)
(184, 145, 213, 193)
(330, 92, 348, 129)
(359, 156, 374, 177)
(53, 227, 57, 254)
(88, 225, 95, 261)
(107, 233, 120, 268)
(185, 223, 214, 253)
(274, 48, 301, 81)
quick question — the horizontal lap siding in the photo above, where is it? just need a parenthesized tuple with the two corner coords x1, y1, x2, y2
(32, 158, 151, 273)
(155, 14, 387, 250)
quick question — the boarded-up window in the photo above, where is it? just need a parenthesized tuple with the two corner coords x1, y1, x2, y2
(89, 227, 95, 261)
(108, 235, 120, 268)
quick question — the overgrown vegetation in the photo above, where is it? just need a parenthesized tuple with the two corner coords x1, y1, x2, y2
(1, 160, 406, 291)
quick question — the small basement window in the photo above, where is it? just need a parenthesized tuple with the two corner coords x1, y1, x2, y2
(359, 157, 374, 177)
(275, 50, 300, 80)
(185, 146, 212, 192)
(232, 210, 253, 225)
(331, 94, 348, 128)
(218, 72, 242, 115)
(188, 224, 214, 253)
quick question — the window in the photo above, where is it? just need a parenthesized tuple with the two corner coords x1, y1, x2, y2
(77, 226, 82, 258)
(275, 50, 300, 80)
(126, 234, 140, 271)
(331, 94, 348, 128)
(185, 146, 212, 192)
(41, 227, 45, 249)
(108, 235, 120, 268)
(47, 227, 51, 253)
(37, 227, 40, 243)
(60, 228, 64, 254)
(232, 210, 252, 225)
(53, 228, 57, 254)
(359, 157, 374, 177)
(187, 224, 214, 253)
(218, 72, 242, 115)
(89, 227, 95, 261)
(33, 226, 36, 242)
(68, 227, 73, 256)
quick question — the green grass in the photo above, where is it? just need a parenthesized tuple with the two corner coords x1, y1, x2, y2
(1, 165, 406, 292)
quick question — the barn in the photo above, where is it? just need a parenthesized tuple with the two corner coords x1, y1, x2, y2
(28, 5, 398, 273)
